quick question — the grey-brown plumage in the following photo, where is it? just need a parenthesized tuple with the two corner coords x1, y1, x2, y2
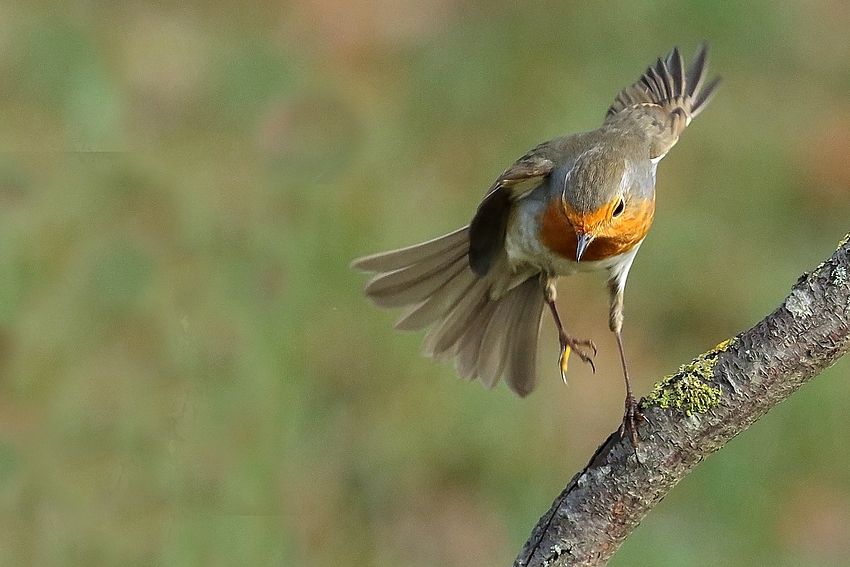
(352, 227, 543, 395)
(353, 44, 720, 402)
(605, 43, 721, 160)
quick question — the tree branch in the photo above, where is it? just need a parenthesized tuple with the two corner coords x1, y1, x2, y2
(514, 233, 850, 567)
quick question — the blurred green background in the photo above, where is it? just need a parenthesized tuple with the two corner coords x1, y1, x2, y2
(1, 1, 849, 566)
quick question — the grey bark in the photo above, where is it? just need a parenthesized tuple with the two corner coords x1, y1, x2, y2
(514, 234, 850, 567)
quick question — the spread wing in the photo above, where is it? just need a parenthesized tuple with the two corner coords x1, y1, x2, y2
(468, 149, 555, 276)
(604, 43, 722, 161)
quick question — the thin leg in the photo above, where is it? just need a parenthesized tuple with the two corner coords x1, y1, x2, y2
(614, 329, 643, 446)
(543, 277, 596, 382)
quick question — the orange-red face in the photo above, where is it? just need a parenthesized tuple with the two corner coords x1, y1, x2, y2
(539, 193, 655, 262)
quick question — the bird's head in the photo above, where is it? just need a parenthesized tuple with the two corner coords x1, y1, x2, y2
(559, 146, 653, 261)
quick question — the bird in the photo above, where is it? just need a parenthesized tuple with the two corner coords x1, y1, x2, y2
(352, 44, 721, 444)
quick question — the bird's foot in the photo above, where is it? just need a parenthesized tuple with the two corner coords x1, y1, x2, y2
(618, 394, 646, 447)
(558, 335, 597, 382)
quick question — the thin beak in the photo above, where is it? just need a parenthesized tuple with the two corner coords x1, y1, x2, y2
(575, 232, 594, 262)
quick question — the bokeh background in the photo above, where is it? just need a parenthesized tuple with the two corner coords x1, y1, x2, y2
(1, 1, 849, 566)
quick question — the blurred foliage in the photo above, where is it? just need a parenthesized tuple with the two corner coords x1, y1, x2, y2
(0, 1, 849, 566)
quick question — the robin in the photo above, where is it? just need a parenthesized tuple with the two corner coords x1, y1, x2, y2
(353, 44, 721, 444)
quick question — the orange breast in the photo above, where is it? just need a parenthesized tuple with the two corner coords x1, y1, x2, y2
(539, 197, 655, 262)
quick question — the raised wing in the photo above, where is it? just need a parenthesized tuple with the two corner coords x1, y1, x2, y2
(605, 43, 722, 161)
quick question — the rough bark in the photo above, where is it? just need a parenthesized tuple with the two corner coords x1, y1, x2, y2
(514, 234, 850, 567)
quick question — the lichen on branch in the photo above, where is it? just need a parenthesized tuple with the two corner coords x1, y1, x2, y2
(643, 339, 732, 416)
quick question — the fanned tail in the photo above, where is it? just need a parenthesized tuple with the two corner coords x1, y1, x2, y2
(352, 228, 545, 396)
(604, 42, 722, 160)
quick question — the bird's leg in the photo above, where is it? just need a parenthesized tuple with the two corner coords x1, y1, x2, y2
(608, 276, 644, 446)
(543, 276, 596, 382)
(614, 330, 643, 446)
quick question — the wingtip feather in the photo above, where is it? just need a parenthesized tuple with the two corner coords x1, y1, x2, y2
(691, 74, 722, 117)
(606, 41, 720, 127)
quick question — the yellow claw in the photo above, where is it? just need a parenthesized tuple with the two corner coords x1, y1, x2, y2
(559, 344, 571, 383)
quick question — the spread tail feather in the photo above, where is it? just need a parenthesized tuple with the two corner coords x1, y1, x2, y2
(353, 228, 544, 396)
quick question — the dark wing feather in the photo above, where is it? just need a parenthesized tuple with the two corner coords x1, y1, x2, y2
(468, 150, 554, 275)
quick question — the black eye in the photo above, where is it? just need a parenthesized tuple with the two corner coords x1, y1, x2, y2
(612, 198, 625, 217)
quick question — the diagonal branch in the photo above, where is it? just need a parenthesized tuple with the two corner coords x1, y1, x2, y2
(514, 233, 850, 567)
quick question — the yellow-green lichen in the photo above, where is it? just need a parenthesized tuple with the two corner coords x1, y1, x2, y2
(644, 339, 731, 416)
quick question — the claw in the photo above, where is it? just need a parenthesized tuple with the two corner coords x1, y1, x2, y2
(558, 336, 596, 381)
(574, 340, 596, 372)
(619, 395, 644, 447)
(559, 344, 571, 383)
(545, 292, 596, 384)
